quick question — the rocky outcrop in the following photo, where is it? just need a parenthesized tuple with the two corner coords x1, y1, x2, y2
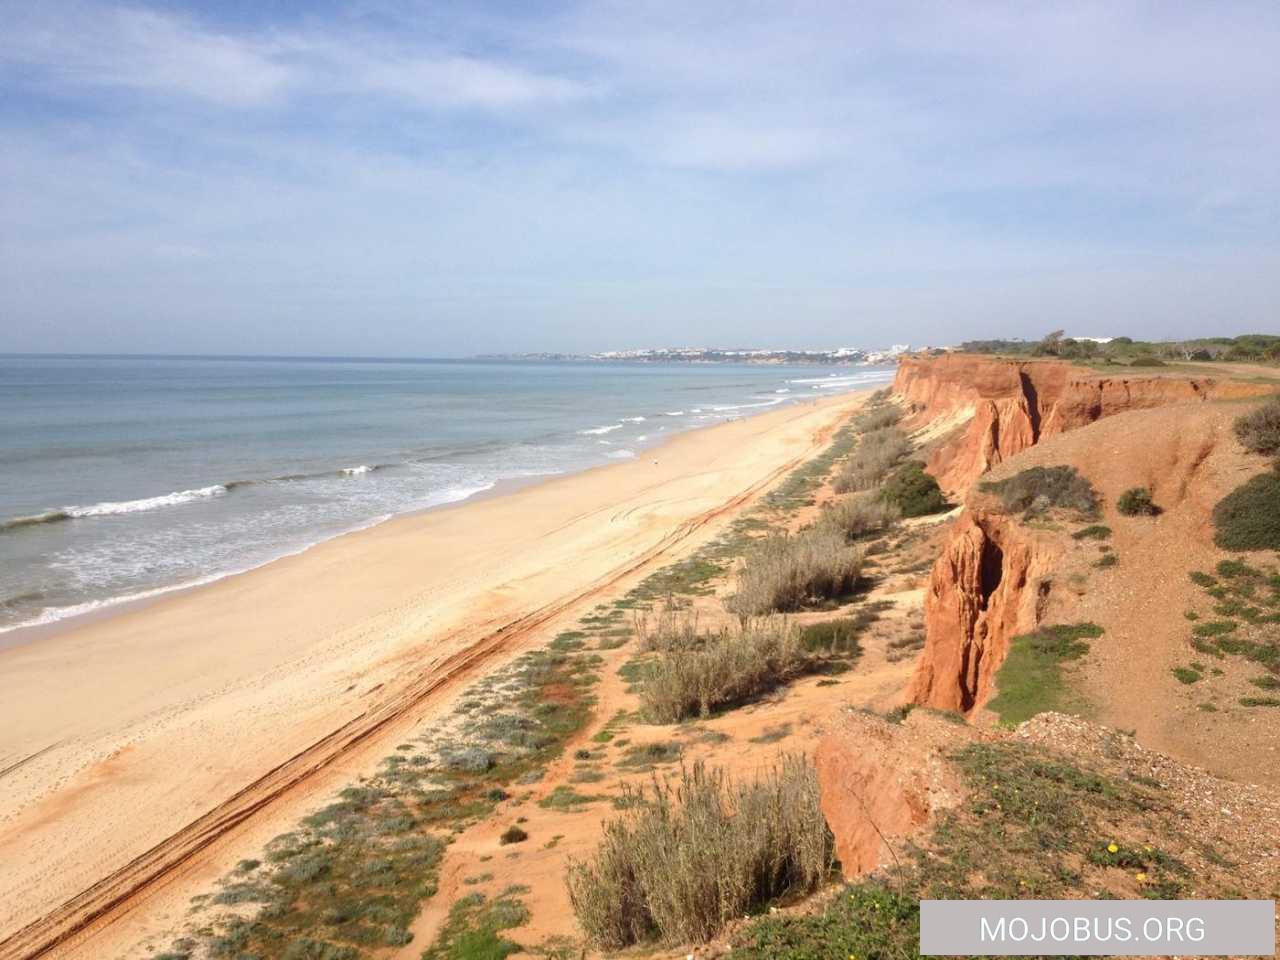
(815, 710, 971, 878)
(907, 511, 1057, 712)
(894, 354, 1266, 496)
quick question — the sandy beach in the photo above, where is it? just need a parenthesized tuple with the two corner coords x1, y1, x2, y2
(0, 388, 870, 959)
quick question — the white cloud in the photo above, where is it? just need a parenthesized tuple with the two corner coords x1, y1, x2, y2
(0, 5, 295, 105)
(0, 3, 588, 111)
(2, 0, 1279, 354)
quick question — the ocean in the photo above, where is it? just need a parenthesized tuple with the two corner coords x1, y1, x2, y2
(0, 355, 894, 635)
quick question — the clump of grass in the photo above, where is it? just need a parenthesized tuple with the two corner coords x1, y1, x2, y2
(1212, 471, 1280, 551)
(1073, 524, 1112, 540)
(885, 629, 927, 662)
(833, 427, 912, 493)
(566, 756, 833, 949)
(1093, 553, 1119, 569)
(726, 528, 863, 618)
(987, 623, 1104, 725)
(1233, 395, 1280, 456)
(748, 724, 792, 744)
(1193, 620, 1238, 637)
(1171, 666, 1202, 685)
(616, 741, 683, 769)
(633, 604, 701, 653)
(1117, 486, 1160, 517)
(1239, 696, 1280, 708)
(818, 494, 900, 541)
(638, 618, 808, 723)
(979, 465, 1100, 518)
(798, 616, 871, 655)
(879, 461, 949, 517)
(538, 786, 599, 810)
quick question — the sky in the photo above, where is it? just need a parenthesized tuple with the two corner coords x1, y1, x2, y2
(2, 1, 1278, 356)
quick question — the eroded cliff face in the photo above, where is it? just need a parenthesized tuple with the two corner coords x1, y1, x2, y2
(907, 511, 1056, 712)
(894, 354, 1261, 496)
(896, 354, 1268, 713)
(815, 710, 969, 878)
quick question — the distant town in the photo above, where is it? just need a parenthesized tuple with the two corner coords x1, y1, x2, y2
(475, 345, 913, 365)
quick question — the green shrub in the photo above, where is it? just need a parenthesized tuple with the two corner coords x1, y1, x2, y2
(1171, 666, 1202, 685)
(833, 427, 911, 493)
(638, 618, 806, 723)
(819, 494, 900, 540)
(1117, 487, 1159, 516)
(979, 465, 1099, 517)
(880, 461, 948, 517)
(1233, 395, 1280, 456)
(499, 825, 528, 845)
(726, 528, 863, 617)
(566, 757, 833, 949)
(1212, 471, 1280, 550)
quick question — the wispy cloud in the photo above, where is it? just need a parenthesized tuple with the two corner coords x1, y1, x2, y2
(0, 3, 589, 111)
(0, 5, 295, 105)
(1, 0, 1278, 355)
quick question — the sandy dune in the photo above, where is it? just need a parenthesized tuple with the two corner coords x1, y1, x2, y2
(0, 389, 869, 958)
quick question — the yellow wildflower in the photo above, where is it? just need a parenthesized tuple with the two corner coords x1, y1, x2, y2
(1136, 872, 1148, 882)
(1107, 842, 1119, 854)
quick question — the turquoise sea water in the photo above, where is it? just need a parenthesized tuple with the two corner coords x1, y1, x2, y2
(0, 355, 894, 634)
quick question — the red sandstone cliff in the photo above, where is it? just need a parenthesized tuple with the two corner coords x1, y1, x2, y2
(816, 710, 970, 878)
(894, 354, 1262, 496)
(907, 512, 1056, 711)
(897, 354, 1269, 714)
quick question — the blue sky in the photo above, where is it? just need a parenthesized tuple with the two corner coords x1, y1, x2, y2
(2, 1, 1278, 356)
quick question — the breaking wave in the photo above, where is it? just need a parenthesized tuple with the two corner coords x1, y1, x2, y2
(1, 485, 228, 532)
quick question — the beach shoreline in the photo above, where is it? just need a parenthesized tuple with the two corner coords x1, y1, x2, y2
(0, 387, 874, 957)
(0, 370, 893, 650)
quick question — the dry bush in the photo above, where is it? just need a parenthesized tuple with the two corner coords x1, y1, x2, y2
(1233, 395, 1280, 457)
(833, 427, 912, 493)
(638, 617, 805, 723)
(634, 604, 701, 653)
(819, 493, 900, 541)
(852, 403, 902, 433)
(726, 527, 863, 618)
(566, 756, 833, 949)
